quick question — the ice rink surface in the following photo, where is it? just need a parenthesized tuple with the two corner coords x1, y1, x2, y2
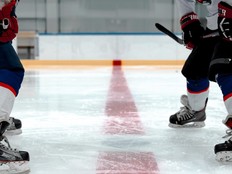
(8, 65, 232, 174)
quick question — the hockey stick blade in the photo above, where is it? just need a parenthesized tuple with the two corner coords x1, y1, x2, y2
(155, 23, 184, 45)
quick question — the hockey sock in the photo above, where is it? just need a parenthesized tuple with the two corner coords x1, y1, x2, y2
(216, 73, 232, 115)
(187, 78, 209, 111)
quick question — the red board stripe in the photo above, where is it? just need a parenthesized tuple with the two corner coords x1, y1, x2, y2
(113, 60, 122, 66)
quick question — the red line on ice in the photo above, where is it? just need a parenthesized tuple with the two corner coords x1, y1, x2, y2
(97, 152, 158, 174)
(96, 60, 159, 174)
(104, 65, 144, 134)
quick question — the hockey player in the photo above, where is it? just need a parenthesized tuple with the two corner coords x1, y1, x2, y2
(0, 0, 30, 172)
(169, 0, 232, 161)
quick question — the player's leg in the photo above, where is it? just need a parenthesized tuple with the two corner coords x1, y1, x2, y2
(0, 120, 29, 173)
(169, 79, 209, 128)
(211, 62, 232, 154)
(0, 69, 23, 135)
(169, 34, 220, 128)
(0, 73, 29, 172)
(0, 87, 29, 172)
(209, 0, 232, 161)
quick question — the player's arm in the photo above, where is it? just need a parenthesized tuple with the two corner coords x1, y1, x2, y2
(177, 0, 205, 49)
(0, 0, 19, 42)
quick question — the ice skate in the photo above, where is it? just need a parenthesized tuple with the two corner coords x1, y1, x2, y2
(215, 115, 232, 162)
(5, 117, 22, 135)
(0, 121, 30, 173)
(169, 95, 207, 128)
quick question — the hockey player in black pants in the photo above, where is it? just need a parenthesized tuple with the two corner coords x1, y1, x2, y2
(0, 0, 30, 172)
(169, 0, 232, 161)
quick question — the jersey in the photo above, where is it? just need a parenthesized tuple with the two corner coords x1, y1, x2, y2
(177, 0, 232, 30)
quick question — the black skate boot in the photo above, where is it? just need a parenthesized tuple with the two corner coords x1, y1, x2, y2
(169, 95, 207, 128)
(5, 117, 22, 135)
(0, 121, 30, 173)
(215, 115, 232, 162)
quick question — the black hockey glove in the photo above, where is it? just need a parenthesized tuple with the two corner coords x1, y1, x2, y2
(180, 12, 204, 49)
(218, 1, 232, 41)
(196, 0, 211, 5)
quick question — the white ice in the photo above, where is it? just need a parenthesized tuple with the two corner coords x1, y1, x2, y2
(7, 66, 232, 174)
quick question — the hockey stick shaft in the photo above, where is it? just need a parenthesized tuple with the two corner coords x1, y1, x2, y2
(155, 23, 183, 44)
(155, 23, 219, 45)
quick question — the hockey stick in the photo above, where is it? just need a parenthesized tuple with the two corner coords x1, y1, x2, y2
(155, 23, 219, 45)
(155, 23, 184, 44)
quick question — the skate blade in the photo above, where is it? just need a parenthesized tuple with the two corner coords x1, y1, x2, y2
(0, 161, 30, 174)
(216, 151, 232, 162)
(169, 121, 205, 128)
(4, 129, 22, 136)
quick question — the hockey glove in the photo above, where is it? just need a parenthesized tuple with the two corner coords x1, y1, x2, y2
(218, 1, 232, 41)
(196, 0, 211, 5)
(180, 12, 204, 49)
(0, 0, 18, 42)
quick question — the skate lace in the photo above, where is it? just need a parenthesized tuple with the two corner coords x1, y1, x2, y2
(176, 106, 194, 121)
(0, 135, 18, 152)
